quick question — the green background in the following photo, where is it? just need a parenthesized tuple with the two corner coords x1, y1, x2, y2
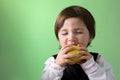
(0, 0, 119, 80)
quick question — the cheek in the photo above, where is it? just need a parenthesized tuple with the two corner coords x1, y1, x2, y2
(60, 39, 67, 46)
(58, 36, 67, 47)
(77, 35, 90, 46)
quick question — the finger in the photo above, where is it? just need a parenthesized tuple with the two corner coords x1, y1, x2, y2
(81, 51, 92, 57)
(78, 54, 92, 63)
(78, 56, 87, 63)
(61, 46, 75, 55)
(61, 44, 74, 50)
(64, 59, 76, 65)
(78, 46, 88, 52)
(64, 53, 79, 59)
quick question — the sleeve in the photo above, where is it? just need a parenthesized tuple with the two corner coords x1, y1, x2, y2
(41, 57, 66, 80)
(81, 55, 115, 80)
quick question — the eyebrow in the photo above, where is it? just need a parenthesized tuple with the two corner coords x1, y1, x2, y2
(60, 27, 84, 32)
(60, 29, 67, 31)
(74, 27, 84, 30)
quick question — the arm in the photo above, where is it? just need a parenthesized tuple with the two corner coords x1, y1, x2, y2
(41, 45, 81, 80)
(41, 57, 66, 80)
(81, 55, 115, 80)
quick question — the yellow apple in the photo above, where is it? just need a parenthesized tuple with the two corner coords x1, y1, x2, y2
(67, 46, 83, 63)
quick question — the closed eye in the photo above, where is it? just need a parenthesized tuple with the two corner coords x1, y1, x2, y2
(75, 30, 83, 34)
(76, 31, 83, 34)
(61, 32, 68, 35)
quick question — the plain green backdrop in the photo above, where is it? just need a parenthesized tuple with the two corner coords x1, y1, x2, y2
(0, 0, 120, 80)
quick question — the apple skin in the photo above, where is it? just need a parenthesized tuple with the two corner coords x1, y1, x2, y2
(67, 46, 83, 63)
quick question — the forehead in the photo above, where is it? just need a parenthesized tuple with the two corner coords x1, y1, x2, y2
(61, 17, 86, 29)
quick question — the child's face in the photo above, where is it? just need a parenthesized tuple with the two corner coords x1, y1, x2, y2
(58, 17, 92, 47)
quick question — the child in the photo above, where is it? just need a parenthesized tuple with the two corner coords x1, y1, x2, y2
(41, 5, 115, 80)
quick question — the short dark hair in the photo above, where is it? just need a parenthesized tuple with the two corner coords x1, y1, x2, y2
(54, 5, 95, 46)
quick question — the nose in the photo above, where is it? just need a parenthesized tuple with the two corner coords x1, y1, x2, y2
(67, 34, 77, 45)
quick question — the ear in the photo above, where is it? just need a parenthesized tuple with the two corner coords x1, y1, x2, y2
(88, 36, 93, 46)
(89, 36, 93, 42)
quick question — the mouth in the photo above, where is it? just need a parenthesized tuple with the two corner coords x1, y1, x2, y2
(68, 43, 78, 46)
(72, 43, 84, 46)
(67, 42, 79, 46)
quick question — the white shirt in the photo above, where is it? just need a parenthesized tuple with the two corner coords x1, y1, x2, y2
(41, 54, 115, 80)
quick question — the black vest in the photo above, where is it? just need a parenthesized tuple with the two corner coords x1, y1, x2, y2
(53, 52, 98, 80)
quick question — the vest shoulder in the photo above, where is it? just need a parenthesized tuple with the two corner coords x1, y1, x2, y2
(90, 52, 99, 61)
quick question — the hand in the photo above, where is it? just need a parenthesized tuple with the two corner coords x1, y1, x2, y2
(55, 45, 79, 67)
(77, 46, 92, 64)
